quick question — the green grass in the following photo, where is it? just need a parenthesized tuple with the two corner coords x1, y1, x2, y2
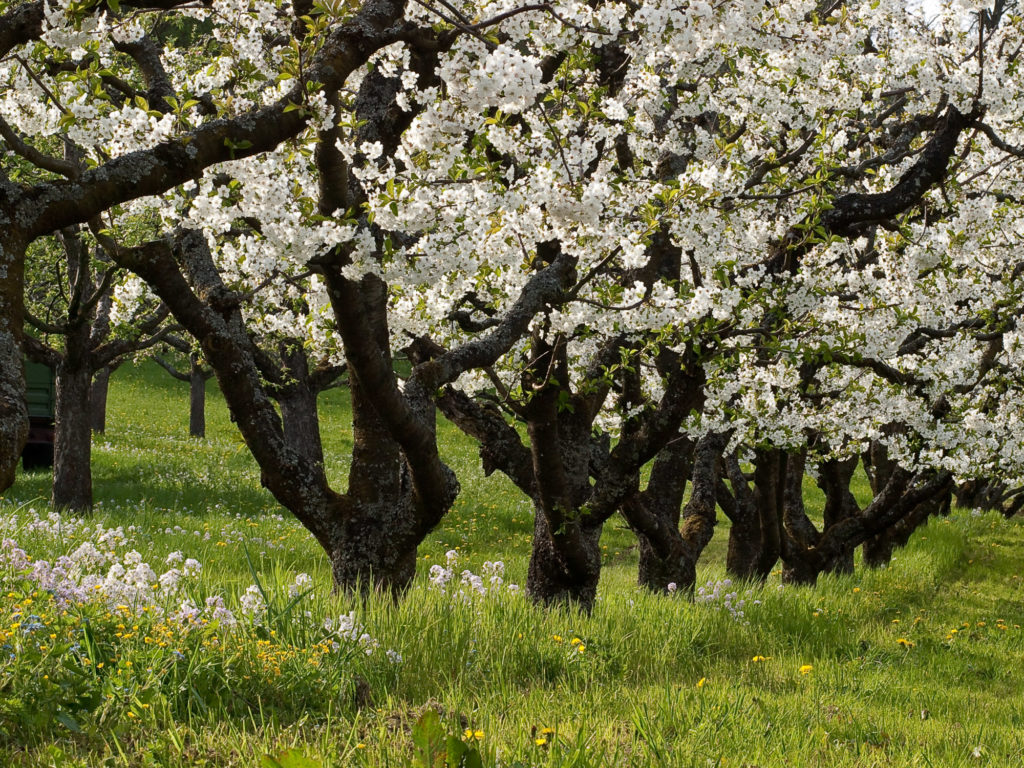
(1, 362, 1023, 767)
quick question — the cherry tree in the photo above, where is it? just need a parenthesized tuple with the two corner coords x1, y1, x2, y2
(0, 0, 419, 490)
(22, 229, 174, 509)
(3, 0, 1024, 606)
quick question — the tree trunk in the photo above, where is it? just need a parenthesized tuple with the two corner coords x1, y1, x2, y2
(277, 344, 325, 465)
(526, 509, 603, 609)
(0, 238, 28, 492)
(90, 366, 111, 433)
(818, 456, 859, 575)
(780, 450, 821, 586)
(521, 335, 606, 611)
(629, 438, 694, 593)
(53, 357, 93, 511)
(723, 449, 785, 581)
(189, 356, 207, 438)
(861, 441, 901, 568)
(327, 275, 458, 595)
(626, 432, 725, 595)
(862, 531, 895, 568)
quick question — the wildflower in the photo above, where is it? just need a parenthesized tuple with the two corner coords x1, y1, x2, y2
(897, 638, 915, 648)
(535, 738, 548, 746)
(751, 655, 766, 663)
(696, 677, 706, 688)
(852, 587, 860, 593)
(463, 729, 484, 741)
(799, 665, 813, 675)
(239, 585, 266, 618)
(288, 572, 312, 598)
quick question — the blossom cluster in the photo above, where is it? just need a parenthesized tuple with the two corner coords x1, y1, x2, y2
(428, 550, 521, 600)
(694, 579, 761, 624)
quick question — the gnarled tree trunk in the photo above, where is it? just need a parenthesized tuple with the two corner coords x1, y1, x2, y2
(523, 347, 604, 608)
(623, 432, 725, 595)
(722, 449, 784, 581)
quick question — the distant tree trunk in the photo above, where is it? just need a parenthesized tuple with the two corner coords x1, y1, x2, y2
(189, 355, 207, 438)
(90, 366, 111, 433)
(53, 351, 93, 511)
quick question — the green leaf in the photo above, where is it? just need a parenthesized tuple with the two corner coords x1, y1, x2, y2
(55, 712, 81, 733)
(412, 710, 445, 768)
(261, 750, 322, 768)
(446, 735, 468, 766)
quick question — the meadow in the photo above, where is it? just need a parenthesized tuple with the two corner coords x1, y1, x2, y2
(0, 364, 1022, 767)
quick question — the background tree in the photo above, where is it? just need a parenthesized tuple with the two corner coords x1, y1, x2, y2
(152, 337, 214, 438)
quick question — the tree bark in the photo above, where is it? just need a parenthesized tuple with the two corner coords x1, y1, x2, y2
(723, 449, 785, 581)
(0, 236, 28, 492)
(277, 343, 325, 465)
(817, 456, 859, 575)
(631, 437, 694, 593)
(90, 366, 111, 433)
(526, 508, 603, 609)
(623, 432, 726, 595)
(53, 354, 93, 511)
(861, 440, 902, 568)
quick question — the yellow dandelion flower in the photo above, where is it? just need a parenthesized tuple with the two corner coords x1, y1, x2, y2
(799, 665, 813, 675)
(535, 738, 548, 746)
(752, 655, 766, 663)
(696, 677, 706, 688)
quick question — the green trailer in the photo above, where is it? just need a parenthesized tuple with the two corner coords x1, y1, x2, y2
(22, 359, 55, 470)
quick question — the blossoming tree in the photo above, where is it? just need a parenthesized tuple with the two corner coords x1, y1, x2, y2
(2, 0, 1024, 607)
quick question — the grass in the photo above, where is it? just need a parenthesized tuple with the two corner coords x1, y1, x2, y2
(0, 362, 1022, 767)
